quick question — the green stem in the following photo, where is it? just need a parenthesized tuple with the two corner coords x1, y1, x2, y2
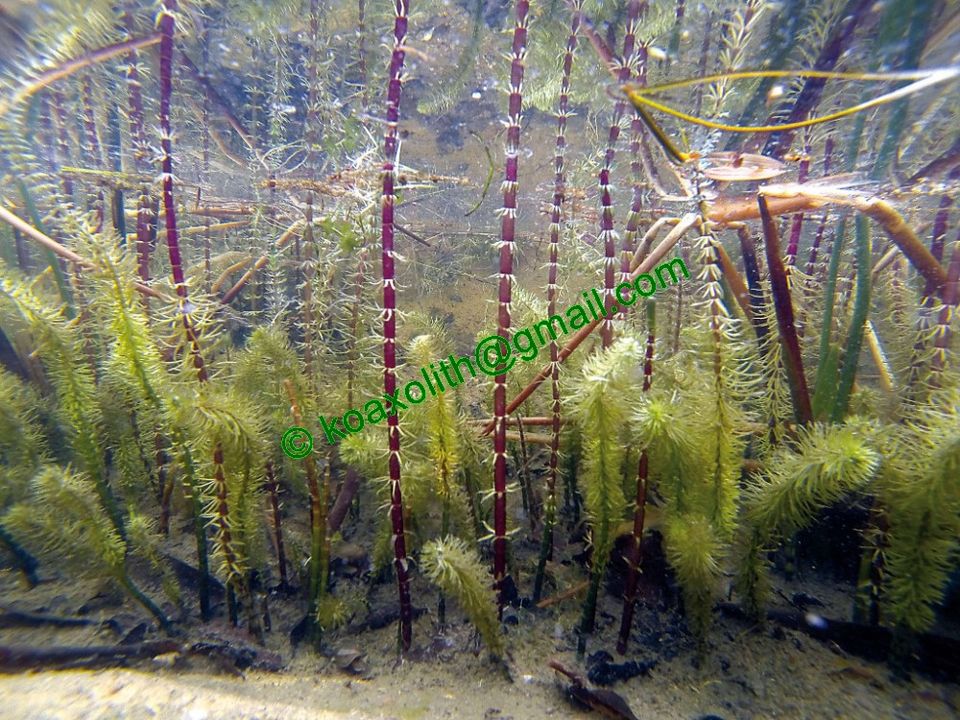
(15, 180, 74, 317)
(870, 0, 934, 179)
(577, 520, 610, 658)
(812, 218, 848, 417)
(119, 570, 174, 635)
(174, 431, 211, 621)
(0, 522, 39, 587)
(532, 501, 555, 603)
(832, 215, 872, 421)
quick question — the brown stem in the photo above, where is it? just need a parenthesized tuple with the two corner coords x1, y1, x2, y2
(264, 461, 289, 590)
(758, 194, 812, 425)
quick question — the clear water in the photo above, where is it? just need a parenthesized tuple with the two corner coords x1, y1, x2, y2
(0, 1, 959, 718)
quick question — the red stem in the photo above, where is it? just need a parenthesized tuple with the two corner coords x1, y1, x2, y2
(784, 145, 810, 268)
(159, 0, 207, 384)
(545, 1, 582, 551)
(493, 0, 530, 609)
(598, 0, 642, 347)
(123, 4, 152, 284)
(482, 225, 687, 435)
(264, 461, 289, 589)
(617, 311, 654, 654)
(381, 0, 413, 651)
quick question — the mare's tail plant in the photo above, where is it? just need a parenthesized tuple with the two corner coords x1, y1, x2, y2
(379, 0, 414, 652)
(572, 337, 641, 655)
(740, 424, 880, 615)
(422, 536, 503, 659)
(5, 466, 173, 633)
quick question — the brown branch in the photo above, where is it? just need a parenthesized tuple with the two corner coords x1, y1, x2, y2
(0, 206, 169, 301)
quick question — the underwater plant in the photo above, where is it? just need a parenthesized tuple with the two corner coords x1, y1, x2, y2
(490, 0, 530, 612)
(0, 3, 959, 713)
(571, 337, 641, 653)
(379, 0, 414, 652)
(422, 536, 503, 658)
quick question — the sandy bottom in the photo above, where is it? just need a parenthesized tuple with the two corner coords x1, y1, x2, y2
(2, 570, 959, 720)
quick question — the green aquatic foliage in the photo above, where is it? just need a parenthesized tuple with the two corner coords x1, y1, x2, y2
(879, 397, 960, 633)
(738, 423, 880, 619)
(0, 368, 46, 505)
(4, 466, 171, 632)
(233, 325, 313, 425)
(416, 0, 485, 116)
(0, 261, 124, 538)
(408, 333, 465, 534)
(633, 388, 725, 642)
(745, 424, 880, 538)
(421, 536, 502, 657)
(571, 336, 642, 642)
(126, 511, 181, 607)
(664, 513, 722, 641)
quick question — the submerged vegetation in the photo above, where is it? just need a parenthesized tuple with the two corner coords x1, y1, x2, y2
(0, 0, 959, 707)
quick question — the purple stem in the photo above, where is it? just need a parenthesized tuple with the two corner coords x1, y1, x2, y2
(598, 0, 642, 348)
(785, 145, 811, 269)
(763, 0, 872, 158)
(381, 0, 413, 651)
(159, 0, 207, 384)
(545, 0, 582, 566)
(493, 0, 530, 610)
(759, 195, 812, 425)
(123, 4, 152, 284)
(804, 138, 834, 278)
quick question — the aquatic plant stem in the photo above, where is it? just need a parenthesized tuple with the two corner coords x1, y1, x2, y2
(158, 0, 207, 384)
(257, 460, 287, 583)
(761, 0, 871, 158)
(758, 194, 812, 426)
(491, 0, 529, 612)
(598, 0, 642, 348)
(617, 301, 655, 654)
(482, 216, 696, 434)
(284, 381, 328, 645)
(52, 91, 73, 198)
(0, 523, 39, 587)
(0, 34, 162, 118)
(812, 218, 847, 418)
(118, 571, 174, 635)
(804, 139, 834, 279)
(157, 0, 215, 624)
(209, 442, 260, 638)
(533, 0, 581, 604)
(831, 216, 872, 421)
(0, 206, 165, 300)
(929, 236, 960, 381)
(736, 225, 772, 352)
(123, 2, 153, 286)
(870, 0, 934, 180)
(381, 0, 413, 652)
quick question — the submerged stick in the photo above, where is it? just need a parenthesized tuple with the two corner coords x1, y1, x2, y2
(0, 34, 163, 118)
(0, 641, 180, 671)
(0, 206, 166, 300)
